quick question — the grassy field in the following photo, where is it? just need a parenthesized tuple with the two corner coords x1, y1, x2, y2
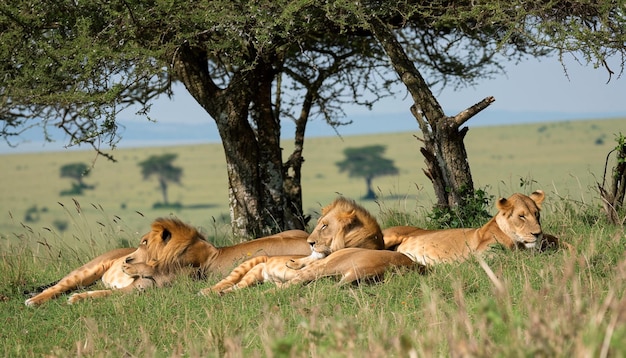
(1, 117, 626, 356)
(1, 117, 624, 240)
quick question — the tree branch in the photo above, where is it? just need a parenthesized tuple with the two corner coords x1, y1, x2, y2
(367, 16, 446, 125)
(452, 96, 496, 127)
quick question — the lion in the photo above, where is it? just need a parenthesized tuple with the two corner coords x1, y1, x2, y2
(25, 217, 310, 306)
(383, 190, 549, 266)
(65, 238, 184, 304)
(202, 248, 419, 294)
(285, 197, 385, 270)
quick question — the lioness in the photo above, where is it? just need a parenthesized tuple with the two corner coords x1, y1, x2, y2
(25, 218, 310, 306)
(384, 190, 548, 266)
(202, 248, 418, 294)
(286, 197, 384, 270)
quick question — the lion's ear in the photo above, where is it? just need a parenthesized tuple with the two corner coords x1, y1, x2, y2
(496, 197, 511, 212)
(342, 210, 356, 221)
(530, 190, 545, 208)
(161, 228, 172, 243)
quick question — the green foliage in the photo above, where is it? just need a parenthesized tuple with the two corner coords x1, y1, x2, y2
(59, 162, 95, 195)
(52, 219, 69, 233)
(3, 0, 623, 153)
(138, 153, 183, 206)
(336, 145, 399, 178)
(336, 145, 399, 199)
(59, 163, 90, 181)
(23, 205, 40, 223)
(427, 187, 494, 228)
(138, 153, 182, 182)
(613, 132, 626, 166)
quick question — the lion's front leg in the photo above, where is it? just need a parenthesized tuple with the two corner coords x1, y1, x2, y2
(67, 290, 114, 304)
(25, 247, 135, 306)
(286, 251, 327, 270)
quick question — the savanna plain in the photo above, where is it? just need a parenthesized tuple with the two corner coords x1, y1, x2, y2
(1, 118, 625, 357)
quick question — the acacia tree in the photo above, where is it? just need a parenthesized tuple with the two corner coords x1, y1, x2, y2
(59, 162, 93, 195)
(0, 1, 391, 237)
(138, 154, 183, 207)
(2, 1, 625, 234)
(336, 145, 399, 200)
(332, 1, 626, 214)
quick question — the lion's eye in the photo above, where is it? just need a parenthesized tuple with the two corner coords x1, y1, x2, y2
(320, 223, 328, 230)
(141, 239, 148, 245)
(519, 215, 525, 221)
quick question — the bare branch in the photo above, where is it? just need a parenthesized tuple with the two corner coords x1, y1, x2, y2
(452, 96, 496, 127)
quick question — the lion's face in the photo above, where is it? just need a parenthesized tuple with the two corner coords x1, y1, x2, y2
(126, 218, 208, 270)
(306, 197, 384, 256)
(495, 190, 545, 249)
(124, 241, 154, 266)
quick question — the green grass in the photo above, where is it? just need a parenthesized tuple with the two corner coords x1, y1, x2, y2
(1, 209, 625, 356)
(2, 118, 624, 239)
(1, 118, 626, 356)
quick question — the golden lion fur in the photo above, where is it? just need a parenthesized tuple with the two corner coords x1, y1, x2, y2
(286, 197, 384, 269)
(384, 190, 548, 266)
(25, 218, 310, 306)
(204, 248, 418, 294)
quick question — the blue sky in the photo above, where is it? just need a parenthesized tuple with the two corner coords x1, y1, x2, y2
(2, 55, 625, 154)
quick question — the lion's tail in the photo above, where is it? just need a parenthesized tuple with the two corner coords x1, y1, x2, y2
(210, 256, 270, 293)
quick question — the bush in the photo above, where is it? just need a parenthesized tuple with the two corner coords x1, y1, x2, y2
(427, 187, 494, 228)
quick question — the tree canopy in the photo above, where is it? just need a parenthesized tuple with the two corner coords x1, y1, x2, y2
(2, 1, 624, 234)
(138, 153, 183, 207)
(59, 162, 93, 195)
(336, 145, 399, 199)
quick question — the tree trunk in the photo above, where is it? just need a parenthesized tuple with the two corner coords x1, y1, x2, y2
(159, 177, 169, 205)
(172, 42, 306, 237)
(250, 60, 289, 234)
(281, 70, 324, 229)
(368, 17, 494, 209)
(172, 43, 265, 237)
(364, 176, 375, 200)
(599, 138, 626, 225)
(282, 102, 308, 229)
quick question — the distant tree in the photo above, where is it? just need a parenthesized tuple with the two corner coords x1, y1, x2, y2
(336, 145, 399, 200)
(138, 154, 183, 207)
(3, 1, 624, 234)
(59, 162, 93, 195)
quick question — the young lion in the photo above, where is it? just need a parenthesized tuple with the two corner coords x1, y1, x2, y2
(285, 197, 385, 270)
(383, 190, 551, 266)
(25, 218, 310, 306)
(202, 248, 419, 294)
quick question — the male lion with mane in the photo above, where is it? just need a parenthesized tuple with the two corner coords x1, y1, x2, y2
(383, 190, 553, 266)
(285, 197, 385, 270)
(25, 218, 310, 306)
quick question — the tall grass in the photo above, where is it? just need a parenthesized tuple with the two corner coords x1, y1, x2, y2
(2, 118, 625, 356)
(1, 192, 625, 357)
